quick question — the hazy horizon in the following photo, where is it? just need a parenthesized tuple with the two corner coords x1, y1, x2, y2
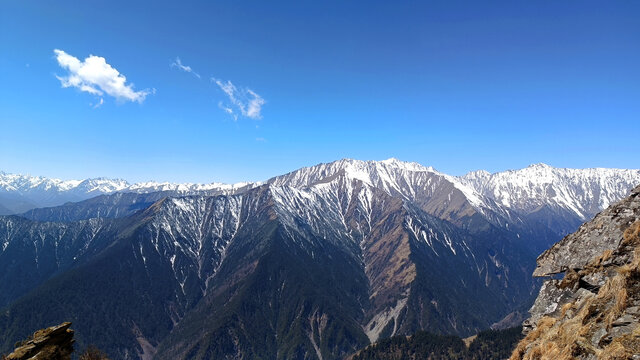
(3, 158, 640, 186)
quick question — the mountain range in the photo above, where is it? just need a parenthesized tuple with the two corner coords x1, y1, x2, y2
(0, 159, 638, 359)
(3, 160, 639, 231)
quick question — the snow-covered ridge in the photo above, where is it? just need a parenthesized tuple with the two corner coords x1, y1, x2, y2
(0, 172, 129, 193)
(459, 164, 640, 219)
(2, 160, 639, 222)
(0, 171, 254, 195)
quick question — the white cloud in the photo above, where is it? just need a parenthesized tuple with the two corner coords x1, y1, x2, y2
(171, 57, 200, 78)
(92, 98, 104, 109)
(212, 78, 265, 120)
(53, 49, 153, 103)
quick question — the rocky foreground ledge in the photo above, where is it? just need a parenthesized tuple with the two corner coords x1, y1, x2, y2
(4, 322, 74, 360)
(512, 185, 640, 359)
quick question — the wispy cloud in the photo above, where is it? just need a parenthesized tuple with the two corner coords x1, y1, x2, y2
(170, 57, 200, 78)
(92, 98, 104, 109)
(54, 49, 153, 103)
(218, 101, 237, 121)
(212, 78, 266, 120)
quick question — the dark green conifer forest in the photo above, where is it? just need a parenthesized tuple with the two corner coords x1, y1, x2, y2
(352, 326, 523, 360)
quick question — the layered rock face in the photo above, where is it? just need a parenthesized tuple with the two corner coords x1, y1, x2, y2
(5, 322, 74, 360)
(512, 185, 640, 359)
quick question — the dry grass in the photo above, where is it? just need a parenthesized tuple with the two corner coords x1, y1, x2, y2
(558, 269, 580, 289)
(599, 327, 640, 360)
(609, 326, 640, 357)
(596, 249, 613, 265)
(598, 342, 627, 360)
(622, 221, 640, 246)
(560, 302, 573, 318)
(510, 317, 556, 360)
(598, 275, 628, 329)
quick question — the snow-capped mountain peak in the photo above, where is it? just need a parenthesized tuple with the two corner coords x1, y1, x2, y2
(379, 157, 434, 172)
(268, 158, 441, 188)
(265, 158, 499, 225)
(526, 162, 552, 169)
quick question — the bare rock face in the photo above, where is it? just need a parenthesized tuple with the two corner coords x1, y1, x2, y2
(512, 185, 640, 359)
(533, 185, 640, 277)
(5, 322, 74, 360)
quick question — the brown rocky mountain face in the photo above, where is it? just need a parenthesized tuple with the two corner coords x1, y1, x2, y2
(154, 176, 527, 359)
(512, 185, 640, 359)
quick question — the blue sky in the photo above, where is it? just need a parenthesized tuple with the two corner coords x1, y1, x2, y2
(1, 1, 638, 183)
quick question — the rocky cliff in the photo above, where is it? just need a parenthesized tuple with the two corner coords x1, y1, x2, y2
(4, 322, 74, 360)
(512, 185, 640, 359)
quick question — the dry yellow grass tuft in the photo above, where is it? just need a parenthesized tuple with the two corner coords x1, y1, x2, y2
(622, 220, 640, 246)
(598, 276, 628, 329)
(558, 268, 580, 289)
(510, 317, 556, 360)
(560, 302, 573, 318)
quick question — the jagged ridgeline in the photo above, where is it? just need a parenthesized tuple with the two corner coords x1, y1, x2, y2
(512, 185, 640, 359)
(0, 160, 638, 359)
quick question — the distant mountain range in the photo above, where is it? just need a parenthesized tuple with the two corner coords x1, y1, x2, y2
(3, 160, 638, 232)
(0, 159, 638, 359)
(0, 171, 253, 214)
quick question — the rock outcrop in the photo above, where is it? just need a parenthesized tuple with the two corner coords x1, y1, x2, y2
(4, 322, 74, 360)
(512, 185, 640, 359)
